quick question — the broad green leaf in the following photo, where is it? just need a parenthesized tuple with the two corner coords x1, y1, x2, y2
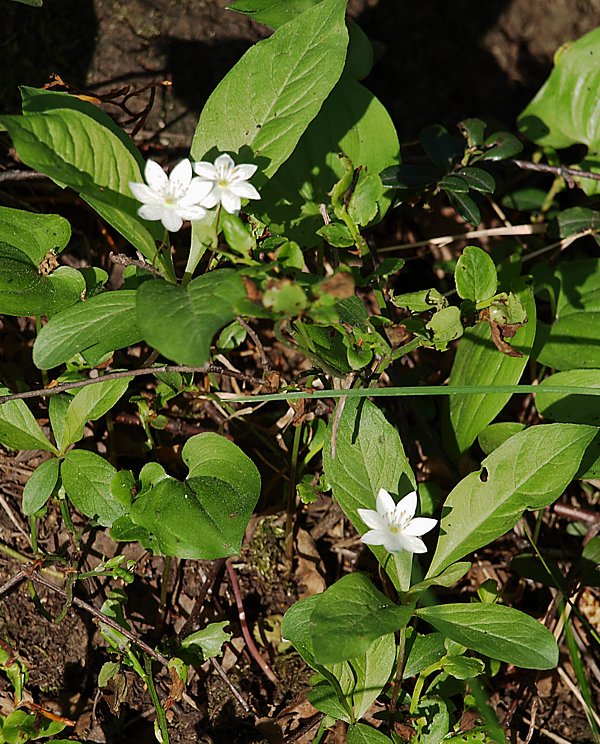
(22, 457, 59, 514)
(477, 422, 526, 455)
(519, 27, 600, 194)
(191, 0, 349, 179)
(412, 697, 450, 744)
(181, 621, 232, 660)
(0, 387, 56, 453)
(455, 246, 498, 303)
(0, 244, 85, 317)
(59, 376, 132, 450)
(323, 398, 416, 590)
(309, 573, 413, 664)
(347, 723, 393, 743)
(48, 394, 70, 454)
(416, 603, 559, 669)
(33, 291, 142, 370)
(443, 278, 536, 458)
(406, 562, 471, 602)
(536, 369, 600, 425)
(61, 450, 126, 526)
(428, 423, 596, 577)
(281, 593, 320, 667)
(0, 205, 70, 265)
(256, 73, 399, 246)
(351, 633, 396, 719)
(403, 632, 446, 679)
(0, 108, 164, 267)
(136, 270, 248, 366)
(11, 0, 43, 5)
(115, 433, 261, 558)
(536, 259, 600, 369)
(228, 0, 318, 27)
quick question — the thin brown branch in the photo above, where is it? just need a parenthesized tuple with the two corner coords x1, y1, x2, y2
(512, 159, 600, 183)
(11, 570, 172, 669)
(209, 657, 256, 718)
(0, 169, 47, 183)
(0, 365, 263, 406)
(286, 712, 325, 743)
(225, 558, 279, 686)
(179, 558, 226, 640)
(553, 503, 599, 525)
(110, 252, 162, 277)
(237, 317, 270, 375)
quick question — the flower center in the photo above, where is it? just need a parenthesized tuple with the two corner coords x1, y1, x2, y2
(217, 178, 230, 188)
(164, 196, 176, 206)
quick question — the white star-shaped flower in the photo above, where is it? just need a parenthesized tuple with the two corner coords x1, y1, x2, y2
(129, 159, 212, 232)
(192, 153, 260, 215)
(357, 488, 437, 555)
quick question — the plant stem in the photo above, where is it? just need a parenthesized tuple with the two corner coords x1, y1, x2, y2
(29, 517, 38, 554)
(144, 656, 170, 744)
(390, 626, 407, 714)
(284, 422, 303, 563)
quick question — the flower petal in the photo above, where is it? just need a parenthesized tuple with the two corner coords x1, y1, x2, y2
(161, 210, 183, 232)
(397, 534, 428, 554)
(176, 205, 207, 221)
(193, 161, 217, 180)
(200, 187, 222, 209)
(215, 153, 235, 172)
(394, 491, 417, 522)
(220, 189, 241, 214)
(383, 533, 406, 554)
(138, 203, 166, 221)
(402, 517, 437, 537)
(232, 163, 257, 180)
(145, 159, 169, 193)
(357, 508, 387, 531)
(360, 529, 387, 546)
(169, 159, 193, 198)
(180, 178, 213, 207)
(129, 182, 161, 204)
(230, 181, 261, 200)
(376, 488, 396, 516)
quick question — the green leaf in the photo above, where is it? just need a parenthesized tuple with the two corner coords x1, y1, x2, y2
(473, 131, 522, 162)
(416, 603, 559, 669)
(443, 278, 536, 458)
(413, 696, 450, 744)
(350, 632, 396, 719)
(456, 167, 495, 194)
(455, 246, 498, 303)
(136, 270, 249, 366)
(61, 450, 127, 526)
(347, 723, 393, 743)
(0, 108, 163, 267)
(0, 244, 85, 317)
(420, 125, 462, 171)
(281, 593, 320, 667)
(425, 305, 463, 350)
(33, 291, 142, 370)
(317, 222, 355, 248)
(477, 422, 526, 455)
(323, 398, 416, 590)
(549, 206, 600, 239)
(22, 457, 59, 514)
(0, 205, 70, 265)
(309, 573, 413, 664)
(403, 632, 446, 679)
(428, 423, 596, 577)
(181, 621, 232, 660)
(406, 562, 471, 601)
(447, 191, 481, 225)
(116, 433, 261, 558)
(0, 387, 56, 453)
(191, 0, 349, 179)
(256, 73, 399, 246)
(11, 0, 43, 5)
(228, 0, 318, 28)
(519, 27, 600, 193)
(536, 259, 600, 369)
(536, 370, 600, 425)
(59, 376, 132, 450)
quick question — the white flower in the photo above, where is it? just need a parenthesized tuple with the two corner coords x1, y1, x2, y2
(357, 488, 437, 555)
(192, 153, 260, 215)
(129, 159, 212, 232)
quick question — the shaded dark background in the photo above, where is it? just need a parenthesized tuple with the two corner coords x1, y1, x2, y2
(3, 0, 600, 144)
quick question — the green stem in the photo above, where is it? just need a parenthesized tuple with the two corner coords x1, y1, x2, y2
(389, 626, 408, 713)
(409, 661, 442, 714)
(284, 422, 303, 562)
(143, 656, 170, 744)
(159, 555, 173, 625)
(29, 517, 38, 554)
(58, 496, 75, 536)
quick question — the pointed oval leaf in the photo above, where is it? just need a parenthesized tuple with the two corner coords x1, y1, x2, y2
(536, 369, 600, 426)
(33, 291, 142, 370)
(323, 398, 416, 590)
(61, 450, 126, 527)
(309, 573, 413, 664)
(136, 270, 248, 366)
(455, 246, 498, 303)
(192, 0, 348, 179)
(22, 457, 59, 515)
(0, 387, 56, 453)
(416, 603, 559, 669)
(0, 206, 70, 265)
(428, 423, 597, 578)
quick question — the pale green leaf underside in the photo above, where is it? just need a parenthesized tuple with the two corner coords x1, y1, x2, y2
(191, 0, 349, 178)
(0, 387, 56, 453)
(428, 423, 596, 577)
